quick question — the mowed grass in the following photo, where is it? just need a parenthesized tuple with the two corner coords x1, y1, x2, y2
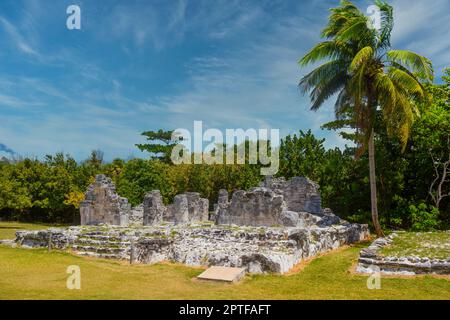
(0, 222, 449, 300)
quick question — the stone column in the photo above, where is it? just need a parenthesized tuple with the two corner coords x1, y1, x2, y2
(172, 194, 189, 225)
(143, 190, 166, 226)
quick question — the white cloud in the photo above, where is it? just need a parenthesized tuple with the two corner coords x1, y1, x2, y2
(147, 8, 338, 147)
(0, 16, 39, 56)
(391, 0, 450, 73)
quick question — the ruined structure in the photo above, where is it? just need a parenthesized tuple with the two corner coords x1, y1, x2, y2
(357, 234, 450, 275)
(260, 176, 322, 214)
(143, 191, 166, 225)
(80, 175, 210, 227)
(79, 174, 337, 229)
(215, 188, 284, 227)
(214, 176, 339, 228)
(129, 204, 144, 225)
(80, 175, 130, 226)
(7, 174, 371, 274)
(143, 191, 209, 225)
(15, 222, 369, 273)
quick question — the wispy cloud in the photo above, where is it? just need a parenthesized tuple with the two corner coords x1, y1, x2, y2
(101, 0, 188, 50)
(0, 16, 38, 56)
(148, 7, 334, 143)
(392, 0, 450, 74)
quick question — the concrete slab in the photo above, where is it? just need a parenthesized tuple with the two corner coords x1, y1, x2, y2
(197, 266, 246, 283)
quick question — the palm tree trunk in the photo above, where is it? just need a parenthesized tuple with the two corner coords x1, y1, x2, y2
(368, 128, 384, 237)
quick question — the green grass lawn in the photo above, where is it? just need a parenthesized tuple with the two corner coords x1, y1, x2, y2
(380, 232, 450, 259)
(0, 222, 449, 300)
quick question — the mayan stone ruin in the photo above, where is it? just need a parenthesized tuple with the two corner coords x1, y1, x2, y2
(79, 176, 211, 227)
(80, 175, 131, 226)
(214, 176, 337, 227)
(14, 174, 370, 273)
(357, 234, 450, 275)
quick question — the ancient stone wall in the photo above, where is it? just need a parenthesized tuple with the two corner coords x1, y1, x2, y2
(143, 191, 209, 225)
(215, 176, 336, 228)
(129, 204, 144, 225)
(357, 234, 450, 275)
(215, 187, 285, 227)
(143, 191, 166, 225)
(260, 176, 322, 214)
(14, 223, 369, 274)
(80, 175, 130, 226)
(80, 174, 335, 229)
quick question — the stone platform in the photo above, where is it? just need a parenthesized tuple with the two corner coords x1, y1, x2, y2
(197, 266, 246, 282)
(357, 234, 450, 275)
(14, 222, 368, 274)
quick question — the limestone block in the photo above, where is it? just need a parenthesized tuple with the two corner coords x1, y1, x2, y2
(80, 174, 130, 226)
(143, 190, 166, 226)
(216, 187, 285, 227)
(129, 204, 144, 225)
(171, 194, 189, 225)
(261, 176, 322, 214)
(165, 192, 209, 224)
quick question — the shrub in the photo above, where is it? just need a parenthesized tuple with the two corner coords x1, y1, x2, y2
(409, 203, 440, 231)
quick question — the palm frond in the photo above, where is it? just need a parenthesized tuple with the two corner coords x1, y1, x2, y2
(336, 17, 373, 45)
(349, 46, 374, 73)
(299, 41, 350, 66)
(387, 50, 434, 82)
(391, 90, 414, 149)
(309, 73, 347, 111)
(375, 0, 394, 49)
(334, 87, 353, 118)
(299, 60, 346, 94)
(388, 68, 426, 102)
(322, 0, 361, 38)
(374, 72, 396, 117)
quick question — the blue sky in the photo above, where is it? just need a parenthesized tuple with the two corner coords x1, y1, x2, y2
(0, 0, 449, 161)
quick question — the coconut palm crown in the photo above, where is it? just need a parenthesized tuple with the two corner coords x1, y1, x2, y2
(298, 0, 434, 236)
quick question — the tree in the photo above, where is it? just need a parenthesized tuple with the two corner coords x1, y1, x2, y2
(136, 130, 182, 163)
(86, 150, 104, 170)
(298, 0, 433, 236)
(279, 130, 326, 181)
(414, 69, 450, 211)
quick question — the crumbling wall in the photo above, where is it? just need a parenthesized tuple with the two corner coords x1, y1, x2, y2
(215, 176, 342, 228)
(14, 223, 370, 274)
(185, 192, 209, 221)
(260, 176, 322, 214)
(80, 174, 332, 229)
(80, 175, 130, 226)
(143, 191, 209, 225)
(129, 204, 144, 225)
(143, 191, 166, 225)
(215, 188, 285, 227)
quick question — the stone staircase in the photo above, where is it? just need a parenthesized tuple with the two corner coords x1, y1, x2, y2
(69, 232, 134, 260)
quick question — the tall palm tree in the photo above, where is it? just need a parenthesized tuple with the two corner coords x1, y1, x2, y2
(298, 0, 433, 237)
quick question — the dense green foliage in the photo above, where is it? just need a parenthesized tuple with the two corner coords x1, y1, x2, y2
(0, 152, 262, 223)
(286, 69, 449, 232)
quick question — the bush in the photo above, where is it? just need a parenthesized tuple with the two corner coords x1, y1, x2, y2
(409, 203, 440, 231)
